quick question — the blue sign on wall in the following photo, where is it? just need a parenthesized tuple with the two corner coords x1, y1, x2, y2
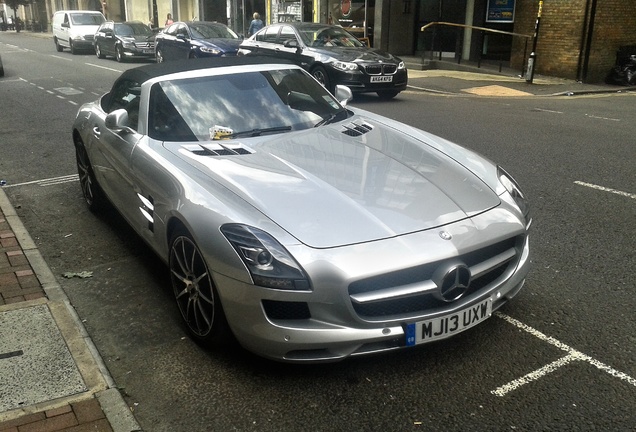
(486, 0, 516, 23)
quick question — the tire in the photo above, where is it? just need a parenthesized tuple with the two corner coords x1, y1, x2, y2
(377, 90, 400, 100)
(70, 39, 77, 55)
(115, 45, 125, 62)
(54, 37, 63, 52)
(156, 48, 164, 63)
(311, 65, 331, 93)
(169, 227, 230, 347)
(95, 43, 105, 59)
(74, 136, 107, 212)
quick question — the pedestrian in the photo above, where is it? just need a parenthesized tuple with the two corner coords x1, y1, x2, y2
(165, 13, 173, 26)
(248, 12, 263, 36)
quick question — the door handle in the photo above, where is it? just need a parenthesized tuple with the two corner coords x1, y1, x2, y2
(92, 127, 101, 137)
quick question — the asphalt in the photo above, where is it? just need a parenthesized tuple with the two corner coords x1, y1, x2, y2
(0, 31, 634, 432)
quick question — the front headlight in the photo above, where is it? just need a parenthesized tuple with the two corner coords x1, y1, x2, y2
(498, 166, 531, 227)
(332, 60, 358, 72)
(122, 41, 135, 48)
(199, 46, 222, 55)
(398, 61, 405, 69)
(221, 224, 311, 291)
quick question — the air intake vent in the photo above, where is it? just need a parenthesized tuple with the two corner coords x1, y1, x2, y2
(187, 144, 252, 156)
(341, 122, 374, 137)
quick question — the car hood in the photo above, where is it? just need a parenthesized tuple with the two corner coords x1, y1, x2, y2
(169, 118, 500, 248)
(197, 38, 241, 52)
(310, 46, 402, 64)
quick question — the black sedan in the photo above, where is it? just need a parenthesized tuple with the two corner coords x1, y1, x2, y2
(155, 21, 241, 62)
(94, 21, 156, 62)
(239, 23, 407, 99)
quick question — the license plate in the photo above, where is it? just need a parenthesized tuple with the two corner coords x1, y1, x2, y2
(143, 49, 153, 54)
(370, 75, 393, 83)
(405, 298, 493, 346)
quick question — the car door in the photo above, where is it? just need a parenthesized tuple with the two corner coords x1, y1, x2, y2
(274, 25, 312, 67)
(59, 13, 71, 45)
(91, 78, 143, 217)
(250, 25, 280, 56)
(156, 23, 179, 60)
(102, 22, 116, 56)
(173, 23, 193, 59)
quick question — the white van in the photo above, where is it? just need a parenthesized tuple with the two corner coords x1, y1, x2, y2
(52, 10, 106, 54)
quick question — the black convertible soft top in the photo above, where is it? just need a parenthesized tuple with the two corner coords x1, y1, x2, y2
(115, 55, 295, 86)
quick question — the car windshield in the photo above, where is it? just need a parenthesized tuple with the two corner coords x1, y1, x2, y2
(298, 26, 365, 48)
(115, 22, 153, 36)
(148, 69, 348, 142)
(190, 23, 238, 39)
(70, 13, 105, 25)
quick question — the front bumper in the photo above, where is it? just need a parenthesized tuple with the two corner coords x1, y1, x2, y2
(328, 66, 408, 94)
(214, 209, 531, 363)
(123, 46, 156, 58)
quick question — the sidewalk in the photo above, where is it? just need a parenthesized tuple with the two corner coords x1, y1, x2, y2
(0, 188, 141, 432)
(402, 56, 636, 97)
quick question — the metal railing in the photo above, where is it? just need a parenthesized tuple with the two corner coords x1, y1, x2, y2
(420, 21, 533, 75)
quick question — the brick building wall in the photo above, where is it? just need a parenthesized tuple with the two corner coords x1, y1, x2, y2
(511, 0, 636, 83)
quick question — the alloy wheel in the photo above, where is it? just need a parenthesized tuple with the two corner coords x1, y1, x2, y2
(170, 234, 217, 338)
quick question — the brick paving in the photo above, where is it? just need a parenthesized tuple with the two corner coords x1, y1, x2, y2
(0, 211, 47, 305)
(0, 207, 119, 432)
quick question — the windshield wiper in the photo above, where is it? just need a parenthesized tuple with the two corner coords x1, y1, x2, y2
(314, 109, 350, 128)
(225, 126, 292, 139)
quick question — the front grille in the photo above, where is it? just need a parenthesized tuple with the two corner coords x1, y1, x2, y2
(85, 35, 94, 41)
(364, 64, 398, 75)
(135, 42, 154, 49)
(263, 300, 311, 320)
(349, 236, 523, 319)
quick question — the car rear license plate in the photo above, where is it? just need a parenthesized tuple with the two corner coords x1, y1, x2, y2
(405, 297, 493, 346)
(370, 76, 393, 83)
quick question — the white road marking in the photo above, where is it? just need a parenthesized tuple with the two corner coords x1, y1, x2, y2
(492, 312, 636, 396)
(585, 114, 620, 121)
(532, 108, 563, 114)
(2, 175, 79, 188)
(574, 181, 636, 199)
(85, 62, 121, 73)
(49, 55, 73, 61)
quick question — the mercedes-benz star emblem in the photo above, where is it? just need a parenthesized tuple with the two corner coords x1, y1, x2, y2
(437, 264, 471, 302)
(439, 231, 452, 240)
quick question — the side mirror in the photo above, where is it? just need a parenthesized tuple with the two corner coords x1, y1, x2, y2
(283, 38, 302, 54)
(105, 109, 133, 133)
(334, 85, 353, 106)
(62, 22, 69, 28)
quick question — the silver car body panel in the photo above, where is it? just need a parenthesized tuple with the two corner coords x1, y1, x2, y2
(73, 62, 531, 362)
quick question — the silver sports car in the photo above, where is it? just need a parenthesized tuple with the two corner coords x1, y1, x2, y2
(72, 57, 531, 363)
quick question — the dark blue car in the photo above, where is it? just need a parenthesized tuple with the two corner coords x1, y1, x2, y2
(155, 21, 242, 62)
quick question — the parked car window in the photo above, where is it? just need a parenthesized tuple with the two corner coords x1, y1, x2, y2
(148, 69, 344, 141)
(107, 79, 142, 129)
(279, 26, 296, 45)
(262, 26, 279, 43)
(115, 22, 153, 36)
(163, 23, 179, 35)
(176, 24, 188, 37)
(189, 23, 238, 39)
(69, 13, 105, 25)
